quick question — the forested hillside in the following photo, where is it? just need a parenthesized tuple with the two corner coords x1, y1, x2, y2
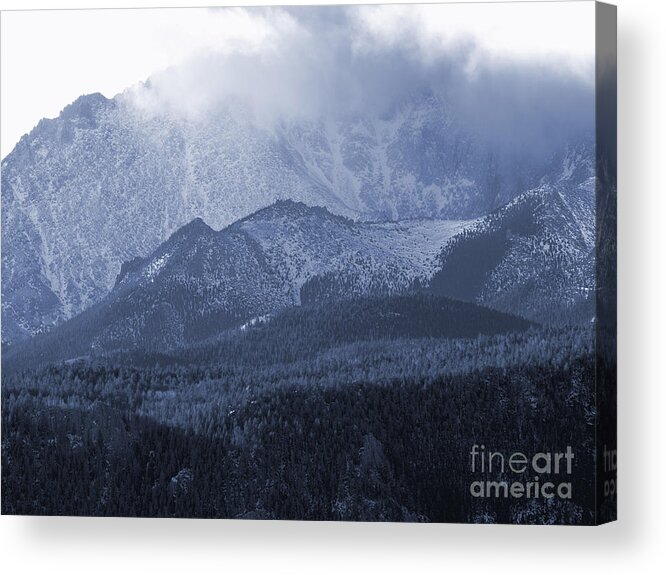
(2, 292, 594, 522)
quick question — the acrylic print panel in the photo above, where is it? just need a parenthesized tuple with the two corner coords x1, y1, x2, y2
(0, 2, 616, 524)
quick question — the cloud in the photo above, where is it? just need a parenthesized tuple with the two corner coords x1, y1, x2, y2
(123, 4, 594, 163)
(350, 3, 594, 80)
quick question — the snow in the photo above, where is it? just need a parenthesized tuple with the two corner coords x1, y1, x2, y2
(143, 253, 170, 281)
(239, 314, 271, 331)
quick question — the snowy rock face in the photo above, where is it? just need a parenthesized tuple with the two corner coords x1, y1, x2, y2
(1, 89, 592, 343)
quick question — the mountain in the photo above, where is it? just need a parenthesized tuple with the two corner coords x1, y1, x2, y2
(1, 87, 592, 343)
(2, 201, 473, 365)
(430, 176, 596, 324)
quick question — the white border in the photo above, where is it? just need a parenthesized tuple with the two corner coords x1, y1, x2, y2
(1, 1, 664, 574)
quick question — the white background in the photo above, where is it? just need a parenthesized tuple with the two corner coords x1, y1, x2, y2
(0, 1, 663, 573)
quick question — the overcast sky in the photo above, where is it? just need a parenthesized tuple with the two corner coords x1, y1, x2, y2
(0, 2, 595, 157)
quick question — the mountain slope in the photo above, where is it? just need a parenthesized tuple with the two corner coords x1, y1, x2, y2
(429, 178, 596, 324)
